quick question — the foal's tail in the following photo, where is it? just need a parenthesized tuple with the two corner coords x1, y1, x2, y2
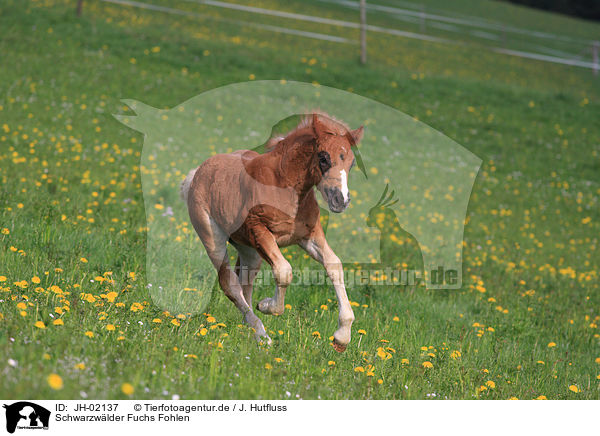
(180, 167, 199, 204)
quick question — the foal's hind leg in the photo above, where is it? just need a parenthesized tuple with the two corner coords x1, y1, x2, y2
(190, 212, 270, 344)
(232, 243, 262, 307)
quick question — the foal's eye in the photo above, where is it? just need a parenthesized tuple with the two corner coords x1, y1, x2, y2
(317, 151, 332, 174)
(340, 153, 345, 161)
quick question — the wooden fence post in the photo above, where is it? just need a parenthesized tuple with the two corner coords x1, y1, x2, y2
(76, 0, 83, 17)
(360, 0, 367, 64)
(593, 41, 599, 76)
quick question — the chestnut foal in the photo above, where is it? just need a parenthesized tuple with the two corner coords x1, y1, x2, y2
(181, 113, 364, 351)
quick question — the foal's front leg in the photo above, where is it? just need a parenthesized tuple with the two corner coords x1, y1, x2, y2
(300, 230, 355, 352)
(251, 226, 292, 316)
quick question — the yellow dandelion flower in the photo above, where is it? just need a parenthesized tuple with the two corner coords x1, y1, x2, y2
(535, 395, 547, 400)
(121, 383, 134, 395)
(31, 276, 41, 284)
(106, 324, 116, 331)
(84, 331, 94, 338)
(401, 358, 409, 365)
(130, 302, 143, 312)
(354, 366, 365, 373)
(485, 380, 496, 389)
(171, 319, 180, 326)
(47, 374, 63, 390)
(568, 385, 580, 393)
(376, 347, 391, 360)
(152, 318, 162, 323)
(53, 319, 64, 326)
(74, 363, 86, 370)
(312, 331, 321, 338)
(80, 257, 88, 263)
(34, 321, 46, 329)
(547, 342, 557, 348)
(422, 361, 433, 368)
(199, 328, 208, 336)
(450, 350, 461, 359)
(328, 361, 336, 366)
(84, 294, 96, 303)
(377, 379, 383, 385)
(357, 329, 366, 335)
(265, 363, 272, 370)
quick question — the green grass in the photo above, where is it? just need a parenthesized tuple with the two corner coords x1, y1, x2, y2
(0, 0, 599, 399)
(372, 0, 600, 39)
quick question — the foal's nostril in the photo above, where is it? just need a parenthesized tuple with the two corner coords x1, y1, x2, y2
(332, 190, 344, 207)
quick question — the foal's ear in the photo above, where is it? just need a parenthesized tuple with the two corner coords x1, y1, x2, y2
(346, 126, 364, 147)
(312, 113, 330, 140)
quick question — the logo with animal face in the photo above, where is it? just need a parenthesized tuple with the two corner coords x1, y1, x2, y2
(115, 80, 481, 315)
(3, 402, 50, 434)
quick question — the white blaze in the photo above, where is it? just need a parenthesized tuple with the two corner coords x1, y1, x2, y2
(340, 169, 349, 202)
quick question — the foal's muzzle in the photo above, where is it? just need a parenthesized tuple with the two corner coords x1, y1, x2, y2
(325, 187, 350, 213)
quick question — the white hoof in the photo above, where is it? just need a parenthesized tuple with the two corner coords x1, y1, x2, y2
(257, 297, 283, 316)
(255, 333, 272, 346)
(333, 328, 351, 351)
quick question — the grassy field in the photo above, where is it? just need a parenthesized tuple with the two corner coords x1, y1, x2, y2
(1, 0, 599, 400)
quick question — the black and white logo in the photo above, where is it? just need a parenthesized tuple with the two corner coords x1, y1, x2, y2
(3, 402, 50, 434)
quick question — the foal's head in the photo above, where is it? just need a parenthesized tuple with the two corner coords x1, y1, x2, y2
(311, 114, 364, 213)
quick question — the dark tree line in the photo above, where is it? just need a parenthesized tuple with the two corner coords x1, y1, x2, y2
(500, 0, 600, 21)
